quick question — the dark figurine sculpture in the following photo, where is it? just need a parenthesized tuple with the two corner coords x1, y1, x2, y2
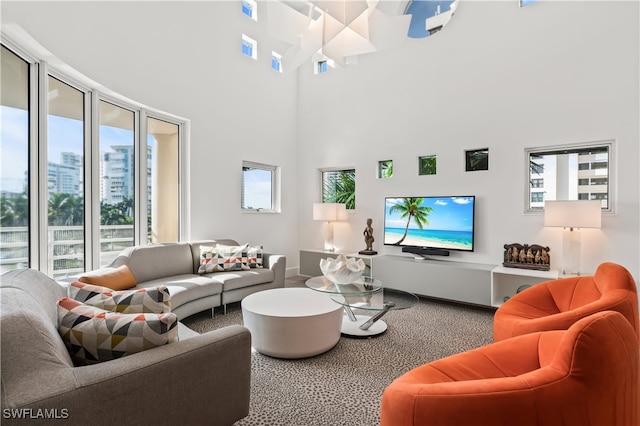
(359, 218, 378, 255)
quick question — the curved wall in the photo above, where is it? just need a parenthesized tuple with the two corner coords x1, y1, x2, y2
(2, 1, 638, 282)
(296, 1, 639, 280)
(1, 1, 301, 271)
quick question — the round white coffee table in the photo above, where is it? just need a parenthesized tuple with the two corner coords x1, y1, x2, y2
(241, 288, 343, 359)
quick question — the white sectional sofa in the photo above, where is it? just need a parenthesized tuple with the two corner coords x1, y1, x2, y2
(78, 239, 286, 319)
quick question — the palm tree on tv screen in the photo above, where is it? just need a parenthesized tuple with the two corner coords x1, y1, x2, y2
(389, 197, 433, 245)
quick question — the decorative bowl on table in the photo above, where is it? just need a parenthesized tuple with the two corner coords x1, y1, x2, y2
(319, 254, 366, 284)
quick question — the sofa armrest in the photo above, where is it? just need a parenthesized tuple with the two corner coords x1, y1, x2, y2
(21, 325, 251, 426)
(264, 253, 286, 287)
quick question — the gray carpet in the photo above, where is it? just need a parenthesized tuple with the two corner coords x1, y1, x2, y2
(181, 276, 496, 426)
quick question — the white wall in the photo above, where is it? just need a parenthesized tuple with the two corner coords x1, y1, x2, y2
(1, 1, 301, 273)
(2, 1, 639, 282)
(297, 1, 640, 281)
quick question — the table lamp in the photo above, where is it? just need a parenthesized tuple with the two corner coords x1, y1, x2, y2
(313, 203, 347, 252)
(544, 200, 601, 275)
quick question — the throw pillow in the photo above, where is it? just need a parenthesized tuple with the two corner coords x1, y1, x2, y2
(78, 265, 137, 291)
(247, 245, 264, 269)
(57, 297, 178, 366)
(216, 243, 264, 269)
(68, 281, 171, 314)
(198, 244, 250, 274)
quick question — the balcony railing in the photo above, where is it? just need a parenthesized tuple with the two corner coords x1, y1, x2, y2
(0, 225, 135, 278)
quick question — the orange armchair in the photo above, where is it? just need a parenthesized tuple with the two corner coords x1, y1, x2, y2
(381, 311, 639, 426)
(494, 262, 639, 342)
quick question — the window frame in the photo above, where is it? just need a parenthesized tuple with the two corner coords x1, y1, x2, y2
(242, 0, 257, 20)
(271, 51, 283, 73)
(378, 160, 393, 179)
(524, 140, 615, 214)
(241, 160, 280, 213)
(320, 167, 356, 210)
(1, 35, 188, 277)
(241, 34, 257, 60)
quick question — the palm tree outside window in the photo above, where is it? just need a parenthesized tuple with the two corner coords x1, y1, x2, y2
(321, 169, 355, 210)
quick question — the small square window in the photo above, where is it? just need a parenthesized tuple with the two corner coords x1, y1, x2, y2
(465, 148, 489, 172)
(520, 0, 537, 6)
(314, 59, 335, 75)
(378, 160, 393, 179)
(241, 34, 257, 60)
(271, 52, 283, 73)
(242, 0, 257, 20)
(321, 168, 355, 210)
(418, 156, 436, 175)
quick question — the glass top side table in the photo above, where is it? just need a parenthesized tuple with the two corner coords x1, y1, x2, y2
(305, 276, 418, 337)
(305, 275, 382, 295)
(331, 288, 419, 337)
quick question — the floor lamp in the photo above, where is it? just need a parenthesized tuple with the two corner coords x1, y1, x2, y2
(544, 200, 602, 275)
(313, 203, 347, 252)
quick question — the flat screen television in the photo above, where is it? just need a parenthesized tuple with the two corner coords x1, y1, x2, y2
(383, 196, 476, 257)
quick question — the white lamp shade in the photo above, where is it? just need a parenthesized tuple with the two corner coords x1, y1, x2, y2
(313, 203, 347, 221)
(544, 200, 602, 229)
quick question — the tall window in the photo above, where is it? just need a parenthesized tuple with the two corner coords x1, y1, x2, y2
(242, 161, 279, 212)
(0, 41, 185, 278)
(321, 168, 356, 209)
(147, 117, 180, 243)
(0, 46, 30, 273)
(47, 76, 86, 277)
(99, 101, 135, 266)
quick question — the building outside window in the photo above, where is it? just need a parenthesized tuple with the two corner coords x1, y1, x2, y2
(527, 142, 611, 211)
(531, 192, 544, 203)
(0, 41, 185, 277)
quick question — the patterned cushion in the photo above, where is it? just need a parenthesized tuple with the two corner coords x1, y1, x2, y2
(216, 243, 264, 269)
(57, 297, 178, 366)
(198, 244, 250, 274)
(247, 245, 264, 269)
(78, 265, 137, 290)
(68, 281, 171, 314)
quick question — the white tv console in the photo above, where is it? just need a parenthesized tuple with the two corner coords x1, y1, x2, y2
(372, 255, 495, 307)
(299, 251, 560, 309)
(371, 255, 561, 308)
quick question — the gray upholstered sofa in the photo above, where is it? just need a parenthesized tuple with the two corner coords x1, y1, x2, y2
(78, 239, 286, 319)
(0, 268, 251, 425)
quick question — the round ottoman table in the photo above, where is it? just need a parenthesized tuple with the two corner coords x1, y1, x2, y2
(241, 288, 343, 359)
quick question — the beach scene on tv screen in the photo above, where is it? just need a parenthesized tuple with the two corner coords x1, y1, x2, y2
(384, 197, 474, 251)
